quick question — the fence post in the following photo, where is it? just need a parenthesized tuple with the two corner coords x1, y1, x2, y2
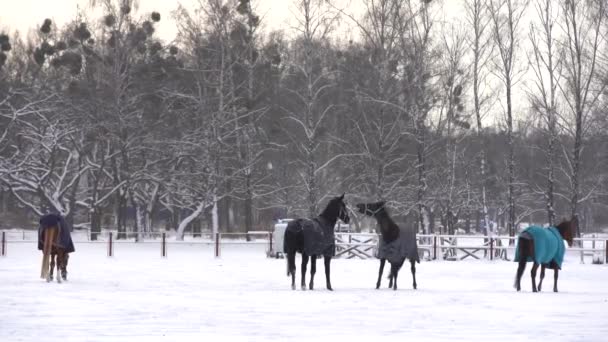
(489, 238, 494, 261)
(433, 235, 437, 260)
(108, 232, 113, 257)
(1, 231, 6, 257)
(215, 233, 220, 258)
(268, 231, 273, 257)
(161, 232, 167, 258)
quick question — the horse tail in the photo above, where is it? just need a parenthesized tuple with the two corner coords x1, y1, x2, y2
(286, 251, 296, 277)
(513, 236, 531, 288)
(283, 220, 303, 277)
(40, 227, 57, 279)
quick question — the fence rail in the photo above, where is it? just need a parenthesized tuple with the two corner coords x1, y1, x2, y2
(1, 230, 606, 264)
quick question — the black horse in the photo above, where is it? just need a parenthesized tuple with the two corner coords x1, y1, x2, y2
(283, 194, 350, 291)
(356, 201, 419, 290)
(513, 217, 575, 292)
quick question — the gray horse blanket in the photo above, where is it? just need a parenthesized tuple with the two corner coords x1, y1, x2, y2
(37, 213, 75, 253)
(284, 217, 335, 257)
(377, 227, 419, 264)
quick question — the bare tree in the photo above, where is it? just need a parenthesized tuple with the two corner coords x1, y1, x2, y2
(336, 1, 415, 207)
(2, 121, 89, 217)
(465, 0, 494, 235)
(433, 24, 470, 235)
(397, 0, 438, 234)
(487, 0, 529, 239)
(558, 0, 605, 237)
(527, 0, 561, 226)
(280, 0, 344, 217)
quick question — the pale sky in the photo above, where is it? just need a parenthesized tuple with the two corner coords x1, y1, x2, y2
(0, 0, 464, 42)
(0, 0, 362, 42)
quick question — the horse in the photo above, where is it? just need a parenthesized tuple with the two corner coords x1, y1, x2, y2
(38, 213, 75, 283)
(356, 201, 419, 290)
(283, 194, 350, 291)
(513, 217, 576, 292)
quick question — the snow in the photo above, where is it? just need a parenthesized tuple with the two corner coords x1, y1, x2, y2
(1, 242, 607, 341)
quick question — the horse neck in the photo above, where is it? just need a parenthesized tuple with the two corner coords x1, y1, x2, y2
(319, 207, 339, 227)
(375, 210, 399, 242)
(554, 222, 570, 240)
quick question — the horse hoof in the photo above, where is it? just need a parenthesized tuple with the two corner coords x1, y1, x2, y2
(291, 284, 296, 290)
(413, 284, 417, 290)
(375, 284, 380, 289)
(301, 285, 307, 291)
(327, 286, 333, 291)
(309, 284, 314, 290)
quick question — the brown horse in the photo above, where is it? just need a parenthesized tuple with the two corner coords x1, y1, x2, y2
(38, 214, 75, 283)
(40, 226, 69, 282)
(513, 217, 575, 292)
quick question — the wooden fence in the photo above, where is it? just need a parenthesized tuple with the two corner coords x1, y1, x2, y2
(1, 230, 606, 264)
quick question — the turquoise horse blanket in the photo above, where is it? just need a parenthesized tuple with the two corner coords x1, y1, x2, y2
(514, 226, 565, 269)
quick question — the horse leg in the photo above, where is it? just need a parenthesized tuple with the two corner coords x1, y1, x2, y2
(309, 255, 317, 290)
(62, 253, 69, 280)
(49, 253, 56, 282)
(390, 263, 399, 290)
(410, 259, 417, 290)
(538, 264, 546, 292)
(376, 258, 386, 289)
(514, 259, 526, 291)
(55, 252, 63, 283)
(514, 237, 530, 291)
(324, 255, 333, 291)
(301, 253, 309, 290)
(287, 252, 297, 290)
(388, 263, 393, 289)
(553, 268, 559, 292)
(530, 262, 539, 292)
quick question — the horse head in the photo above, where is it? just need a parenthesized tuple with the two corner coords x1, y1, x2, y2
(556, 217, 576, 247)
(355, 201, 386, 217)
(330, 193, 350, 224)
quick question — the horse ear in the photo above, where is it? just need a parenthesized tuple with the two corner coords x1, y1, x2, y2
(339, 193, 344, 200)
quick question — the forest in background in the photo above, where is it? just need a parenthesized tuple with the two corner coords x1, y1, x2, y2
(1, 0, 607, 239)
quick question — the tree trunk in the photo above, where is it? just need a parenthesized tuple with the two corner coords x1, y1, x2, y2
(176, 201, 206, 240)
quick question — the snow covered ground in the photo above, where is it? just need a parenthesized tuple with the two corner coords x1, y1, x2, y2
(1, 242, 607, 342)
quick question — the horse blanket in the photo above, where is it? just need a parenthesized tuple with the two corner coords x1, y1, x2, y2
(283, 217, 335, 257)
(376, 227, 419, 264)
(37, 214, 75, 253)
(514, 226, 565, 269)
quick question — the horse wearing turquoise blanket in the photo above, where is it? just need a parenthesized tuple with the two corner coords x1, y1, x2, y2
(513, 218, 576, 293)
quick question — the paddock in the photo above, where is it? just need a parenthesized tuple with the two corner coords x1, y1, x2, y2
(1, 240, 607, 341)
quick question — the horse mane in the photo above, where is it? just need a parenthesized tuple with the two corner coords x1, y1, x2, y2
(374, 206, 400, 243)
(554, 218, 574, 240)
(319, 197, 341, 225)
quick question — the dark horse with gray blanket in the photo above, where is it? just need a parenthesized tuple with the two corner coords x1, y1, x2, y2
(513, 217, 575, 292)
(38, 213, 75, 283)
(283, 194, 350, 291)
(356, 201, 419, 290)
